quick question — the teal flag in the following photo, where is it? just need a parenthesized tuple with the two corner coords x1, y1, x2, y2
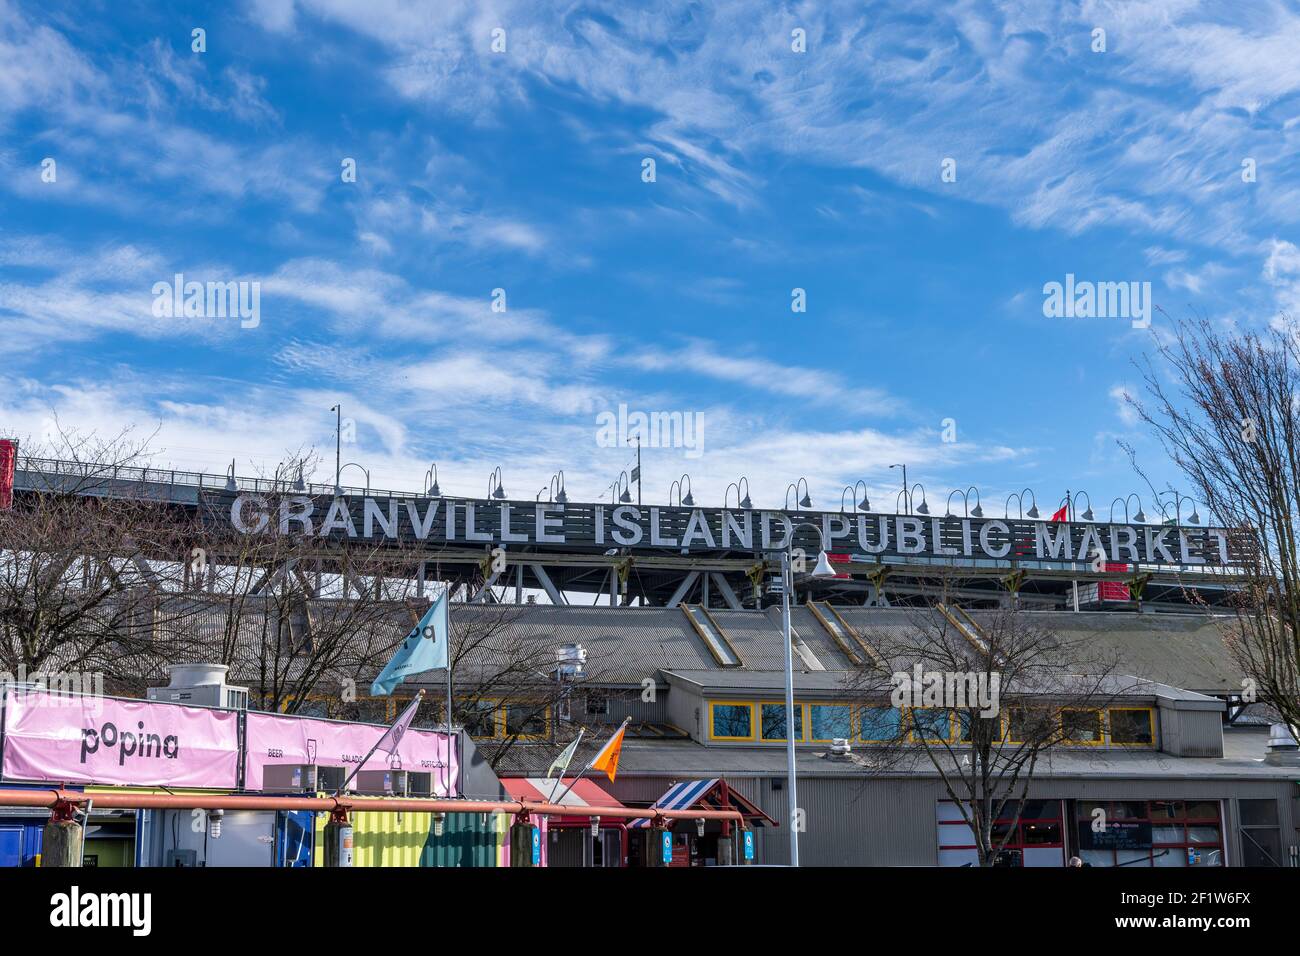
(371, 592, 449, 696)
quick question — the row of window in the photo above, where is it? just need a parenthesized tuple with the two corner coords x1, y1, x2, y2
(707, 700, 1156, 747)
(280, 694, 555, 740)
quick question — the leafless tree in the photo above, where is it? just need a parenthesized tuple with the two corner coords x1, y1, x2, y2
(0, 423, 199, 687)
(847, 592, 1125, 866)
(1125, 316, 1299, 731)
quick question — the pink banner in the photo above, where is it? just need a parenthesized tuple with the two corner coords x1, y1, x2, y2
(0, 690, 239, 789)
(244, 712, 457, 795)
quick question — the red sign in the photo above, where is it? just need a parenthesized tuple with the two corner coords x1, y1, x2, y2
(828, 552, 852, 579)
(0, 439, 16, 511)
(1098, 563, 1131, 601)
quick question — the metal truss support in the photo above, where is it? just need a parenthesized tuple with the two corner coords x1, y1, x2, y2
(532, 565, 568, 606)
(709, 573, 743, 610)
(665, 571, 700, 609)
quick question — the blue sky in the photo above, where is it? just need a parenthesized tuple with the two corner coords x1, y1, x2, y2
(3, 0, 1299, 520)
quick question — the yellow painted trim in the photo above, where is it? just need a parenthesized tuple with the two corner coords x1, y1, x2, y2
(708, 700, 756, 741)
(1060, 708, 1106, 746)
(1106, 706, 1156, 747)
(856, 704, 903, 743)
(807, 702, 854, 743)
(758, 701, 808, 742)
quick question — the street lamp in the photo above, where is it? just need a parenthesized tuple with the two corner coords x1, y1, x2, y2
(612, 471, 632, 504)
(668, 475, 694, 507)
(784, 477, 812, 511)
(488, 466, 507, 500)
(1004, 488, 1040, 520)
(1109, 494, 1147, 524)
(224, 458, 237, 493)
(910, 483, 930, 515)
(1062, 490, 1095, 522)
(724, 477, 753, 510)
(424, 464, 441, 497)
(338, 462, 370, 495)
(551, 471, 569, 505)
(946, 486, 983, 518)
(768, 519, 837, 867)
(889, 464, 907, 512)
(1154, 489, 1200, 525)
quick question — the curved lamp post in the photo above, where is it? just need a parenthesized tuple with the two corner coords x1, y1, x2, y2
(1154, 489, 1201, 525)
(784, 478, 812, 511)
(946, 486, 983, 518)
(1061, 490, 1094, 522)
(487, 466, 507, 500)
(724, 477, 753, 510)
(613, 471, 632, 504)
(550, 471, 569, 505)
(1004, 487, 1040, 520)
(668, 474, 695, 507)
(1109, 494, 1147, 524)
(338, 462, 370, 496)
(424, 464, 441, 497)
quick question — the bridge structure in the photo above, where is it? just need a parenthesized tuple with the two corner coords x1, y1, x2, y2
(9, 455, 1250, 613)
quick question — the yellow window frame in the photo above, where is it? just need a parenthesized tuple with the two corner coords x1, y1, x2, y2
(857, 704, 903, 743)
(502, 702, 552, 741)
(709, 700, 756, 741)
(807, 702, 854, 743)
(1106, 707, 1155, 747)
(1060, 708, 1105, 746)
(906, 706, 955, 744)
(759, 701, 808, 743)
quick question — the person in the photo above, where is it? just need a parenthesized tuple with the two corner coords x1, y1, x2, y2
(1067, 856, 1084, 867)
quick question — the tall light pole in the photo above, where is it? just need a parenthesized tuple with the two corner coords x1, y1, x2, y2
(773, 521, 836, 867)
(890, 464, 907, 513)
(330, 404, 342, 495)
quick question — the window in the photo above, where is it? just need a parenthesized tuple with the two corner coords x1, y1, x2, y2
(937, 799, 1065, 867)
(585, 693, 609, 716)
(463, 699, 500, 738)
(809, 704, 852, 742)
(1061, 709, 1103, 744)
(909, 708, 952, 743)
(709, 702, 754, 740)
(1238, 799, 1282, 867)
(761, 702, 805, 742)
(1004, 705, 1056, 744)
(1107, 708, 1154, 745)
(1075, 800, 1222, 868)
(858, 705, 902, 742)
(504, 704, 550, 739)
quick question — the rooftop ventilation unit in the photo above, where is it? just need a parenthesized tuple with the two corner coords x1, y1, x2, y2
(827, 738, 853, 760)
(147, 664, 249, 710)
(555, 643, 587, 681)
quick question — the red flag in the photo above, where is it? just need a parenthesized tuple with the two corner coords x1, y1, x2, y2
(1049, 505, 1069, 522)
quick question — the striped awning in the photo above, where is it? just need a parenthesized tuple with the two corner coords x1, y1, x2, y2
(630, 778, 776, 828)
(501, 777, 624, 818)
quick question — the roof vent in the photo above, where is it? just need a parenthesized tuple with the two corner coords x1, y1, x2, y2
(827, 738, 853, 760)
(555, 643, 587, 681)
(1265, 723, 1300, 766)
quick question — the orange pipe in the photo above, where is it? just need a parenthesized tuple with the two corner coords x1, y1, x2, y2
(0, 787, 744, 825)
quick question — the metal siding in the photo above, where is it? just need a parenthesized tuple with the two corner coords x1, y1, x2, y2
(313, 801, 501, 867)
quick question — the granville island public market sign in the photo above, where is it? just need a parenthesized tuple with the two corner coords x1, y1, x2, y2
(209, 492, 1247, 568)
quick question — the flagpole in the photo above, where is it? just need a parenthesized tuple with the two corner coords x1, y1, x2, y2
(335, 689, 424, 796)
(547, 728, 584, 803)
(552, 717, 629, 805)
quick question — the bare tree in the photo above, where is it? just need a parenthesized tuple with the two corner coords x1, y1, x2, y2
(0, 424, 200, 687)
(1125, 316, 1299, 731)
(848, 594, 1125, 866)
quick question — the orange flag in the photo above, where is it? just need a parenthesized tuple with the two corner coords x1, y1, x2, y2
(590, 718, 630, 781)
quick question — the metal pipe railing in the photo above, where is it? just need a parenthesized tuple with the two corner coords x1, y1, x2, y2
(0, 787, 745, 825)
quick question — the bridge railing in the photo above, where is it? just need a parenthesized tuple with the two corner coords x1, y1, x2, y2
(13, 455, 420, 500)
